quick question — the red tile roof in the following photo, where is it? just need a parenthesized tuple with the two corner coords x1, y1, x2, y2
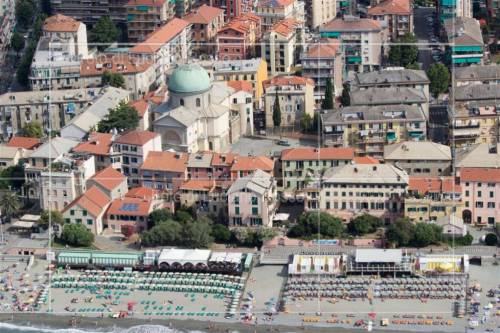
(73, 132, 113, 156)
(180, 179, 215, 191)
(7, 136, 41, 150)
(353, 156, 380, 164)
(129, 18, 190, 54)
(183, 5, 224, 24)
(211, 152, 236, 166)
(129, 100, 149, 117)
(305, 39, 340, 58)
(106, 196, 153, 216)
(409, 177, 461, 195)
(63, 186, 110, 217)
(461, 168, 500, 182)
(368, 0, 411, 15)
(43, 14, 81, 33)
(140, 151, 188, 172)
(125, 186, 159, 200)
(80, 55, 153, 77)
(281, 147, 354, 161)
(263, 76, 314, 88)
(115, 130, 158, 145)
(269, 18, 301, 37)
(89, 166, 127, 191)
(322, 17, 382, 31)
(227, 80, 253, 93)
(231, 156, 274, 172)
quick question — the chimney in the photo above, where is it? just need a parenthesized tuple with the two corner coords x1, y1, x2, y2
(372, 166, 377, 171)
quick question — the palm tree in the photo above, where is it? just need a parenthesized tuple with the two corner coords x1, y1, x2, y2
(0, 191, 21, 222)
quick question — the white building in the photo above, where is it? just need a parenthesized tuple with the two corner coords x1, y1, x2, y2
(42, 14, 89, 59)
(288, 254, 346, 275)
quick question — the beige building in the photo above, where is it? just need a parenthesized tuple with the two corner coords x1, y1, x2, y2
(304, 0, 336, 29)
(322, 104, 427, 158)
(255, 0, 305, 32)
(454, 65, 500, 87)
(263, 76, 315, 131)
(309, 163, 409, 224)
(125, 0, 174, 42)
(42, 14, 89, 58)
(261, 18, 304, 76)
(0, 145, 23, 169)
(384, 141, 452, 176)
(183, 5, 225, 56)
(227, 169, 277, 227)
(368, 0, 413, 41)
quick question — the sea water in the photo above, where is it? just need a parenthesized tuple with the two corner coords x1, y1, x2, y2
(0, 323, 206, 333)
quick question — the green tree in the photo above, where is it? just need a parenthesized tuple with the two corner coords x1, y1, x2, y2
(288, 212, 345, 239)
(16, 41, 36, 87)
(388, 33, 419, 67)
(385, 217, 414, 247)
(0, 164, 25, 190)
(484, 233, 498, 246)
(22, 121, 44, 138)
(10, 32, 24, 56)
(148, 208, 173, 227)
(59, 224, 94, 247)
(97, 102, 139, 133)
(348, 214, 382, 235)
(340, 83, 350, 106)
(141, 219, 183, 247)
(411, 223, 442, 247)
(321, 78, 334, 110)
(406, 62, 420, 70)
(388, 44, 402, 65)
(272, 90, 281, 132)
(102, 71, 125, 88)
(427, 63, 450, 97)
(211, 224, 232, 243)
(89, 16, 119, 51)
(16, 0, 36, 29)
(183, 221, 213, 248)
(300, 113, 313, 132)
(0, 191, 21, 221)
(38, 210, 64, 229)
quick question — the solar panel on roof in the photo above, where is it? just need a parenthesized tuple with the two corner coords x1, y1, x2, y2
(120, 203, 139, 211)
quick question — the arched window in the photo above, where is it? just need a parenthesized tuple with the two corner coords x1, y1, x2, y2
(196, 98, 201, 107)
(180, 98, 184, 106)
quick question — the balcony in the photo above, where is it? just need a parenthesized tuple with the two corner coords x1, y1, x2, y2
(454, 121, 480, 129)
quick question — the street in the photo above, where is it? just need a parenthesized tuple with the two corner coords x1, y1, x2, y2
(414, 7, 438, 70)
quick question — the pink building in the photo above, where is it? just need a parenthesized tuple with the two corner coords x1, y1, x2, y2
(140, 151, 188, 193)
(460, 168, 500, 225)
(187, 152, 214, 180)
(211, 152, 236, 180)
(230, 155, 274, 179)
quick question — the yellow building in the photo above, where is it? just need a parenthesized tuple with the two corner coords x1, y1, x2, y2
(213, 58, 268, 107)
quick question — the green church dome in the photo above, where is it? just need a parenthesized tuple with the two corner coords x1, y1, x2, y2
(168, 63, 211, 94)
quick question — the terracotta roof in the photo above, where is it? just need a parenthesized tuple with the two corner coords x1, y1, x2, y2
(140, 151, 188, 172)
(183, 5, 224, 24)
(212, 152, 236, 166)
(6, 136, 41, 150)
(63, 186, 110, 217)
(461, 168, 500, 182)
(304, 39, 340, 58)
(129, 100, 149, 117)
(368, 0, 411, 15)
(281, 147, 354, 161)
(115, 130, 158, 145)
(231, 156, 274, 172)
(145, 86, 168, 105)
(270, 18, 301, 37)
(106, 196, 153, 216)
(227, 80, 253, 93)
(80, 55, 153, 77)
(125, 187, 159, 200)
(322, 17, 382, 32)
(258, 0, 295, 8)
(89, 166, 127, 191)
(73, 132, 113, 156)
(126, 0, 167, 7)
(129, 18, 190, 54)
(43, 14, 81, 33)
(180, 179, 215, 191)
(409, 177, 461, 195)
(219, 13, 260, 34)
(353, 156, 380, 164)
(263, 76, 314, 88)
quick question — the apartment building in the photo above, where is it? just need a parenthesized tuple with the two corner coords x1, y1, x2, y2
(300, 39, 344, 100)
(437, 0, 472, 22)
(460, 168, 500, 225)
(353, 68, 430, 101)
(73, 132, 119, 171)
(281, 147, 354, 191)
(383, 141, 452, 176)
(80, 55, 156, 99)
(183, 5, 225, 56)
(0, 0, 15, 65)
(263, 76, 315, 131)
(49, 0, 129, 26)
(303, 0, 336, 29)
(0, 145, 22, 169)
(443, 17, 484, 66)
(227, 169, 277, 227)
(454, 65, 500, 87)
(230, 155, 274, 179)
(405, 176, 463, 223)
(140, 151, 189, 192)
(255, 0, 305, 32)
(212, 58, 268, 105)
(125, 0, 174, 42)
(113, 130, 162, 186)
(39, 154, 96, 211)
(216, 13, 261, 60)
(129, 18, 191, 86)
(307, 163, 409, 224)
(43, 14, 89, 58)
(450, 84, 500, 147)
(456, 143, 500, 173)
(320, 16, 385, 73)
(261, 18, 303, 76)
(321, 104, 427, 158)
(367, 0, 413, 41)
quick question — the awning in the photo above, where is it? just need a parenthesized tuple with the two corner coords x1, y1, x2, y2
(274, 213, 290, 221)
(12, 221, 35, 229)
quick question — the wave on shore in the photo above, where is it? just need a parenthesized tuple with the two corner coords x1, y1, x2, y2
(0, 323, 207, 333)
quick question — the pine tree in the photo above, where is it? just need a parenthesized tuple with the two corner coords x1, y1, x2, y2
(340, 83, 351, 106)
(321, 78, 334, 110)
(272, 90, 282, 134)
